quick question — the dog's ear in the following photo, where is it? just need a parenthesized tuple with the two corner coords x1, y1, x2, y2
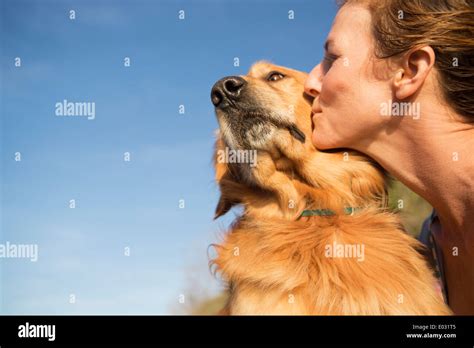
(214, 132, 229, 183)
(213, 131, 240, 219)
(214, 194, 234, 219)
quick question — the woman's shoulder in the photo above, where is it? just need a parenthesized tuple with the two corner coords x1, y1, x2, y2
(419, 209, 448, 303)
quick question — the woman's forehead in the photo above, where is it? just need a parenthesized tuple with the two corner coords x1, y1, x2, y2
(329, 4, 372, 48)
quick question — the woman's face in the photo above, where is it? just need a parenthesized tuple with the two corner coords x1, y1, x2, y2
(305, 5, 392, 150)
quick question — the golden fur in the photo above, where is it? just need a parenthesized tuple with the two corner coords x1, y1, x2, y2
(210, 61, 451, 315)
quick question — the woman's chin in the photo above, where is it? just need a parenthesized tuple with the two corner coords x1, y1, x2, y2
(311, 125, 345, 150)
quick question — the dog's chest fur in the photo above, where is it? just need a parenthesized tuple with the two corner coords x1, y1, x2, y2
(213, 211, 451, 315)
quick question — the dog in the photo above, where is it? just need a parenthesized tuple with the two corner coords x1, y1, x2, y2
(209, 61, 451, 315)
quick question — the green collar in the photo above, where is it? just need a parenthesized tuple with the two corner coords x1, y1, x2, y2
(300, 207, 362, 217)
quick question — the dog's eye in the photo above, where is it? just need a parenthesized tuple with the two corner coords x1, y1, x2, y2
(266, 71, 285, 82)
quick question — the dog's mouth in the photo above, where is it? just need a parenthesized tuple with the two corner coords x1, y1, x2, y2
(287, 124, 306, 143)
(216, 106, 305, 150)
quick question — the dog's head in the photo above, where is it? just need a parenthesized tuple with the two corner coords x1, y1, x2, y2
(211, 61, 311, 152)
(211, 61, 387, 219)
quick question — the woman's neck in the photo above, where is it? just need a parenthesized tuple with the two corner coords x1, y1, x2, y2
(357, 103, 474, 238)
(357, 102, 474, 314)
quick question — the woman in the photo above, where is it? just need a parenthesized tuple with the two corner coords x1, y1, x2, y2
(304, 0, 473, 314)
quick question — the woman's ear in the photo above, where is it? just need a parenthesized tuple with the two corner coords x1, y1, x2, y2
(392, 46, 436, 100)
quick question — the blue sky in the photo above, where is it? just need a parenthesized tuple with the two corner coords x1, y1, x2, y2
(0, 0, 337, 314)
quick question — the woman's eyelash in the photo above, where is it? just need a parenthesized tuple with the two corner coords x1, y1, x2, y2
(323, 53, 338, 63)
(322, 53, 338, 72)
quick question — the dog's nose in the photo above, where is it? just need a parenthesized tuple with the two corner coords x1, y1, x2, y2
(211, 76, 247, 108)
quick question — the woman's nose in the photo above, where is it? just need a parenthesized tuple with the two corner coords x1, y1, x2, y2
(304, 63, 322, 97)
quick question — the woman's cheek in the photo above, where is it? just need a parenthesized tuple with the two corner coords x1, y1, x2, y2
(319, 68, 351, 112)
(320, 69, 366, 146)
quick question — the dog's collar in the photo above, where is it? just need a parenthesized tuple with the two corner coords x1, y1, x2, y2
(299, 207, 362, 217)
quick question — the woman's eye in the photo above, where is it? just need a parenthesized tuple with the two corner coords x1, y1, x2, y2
(266, 72, 285, 82)
(322, 54, 337, 74)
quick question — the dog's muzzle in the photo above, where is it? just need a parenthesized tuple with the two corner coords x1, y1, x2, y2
(211, 76, 247, 109)
(210, 76, 306, 145)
